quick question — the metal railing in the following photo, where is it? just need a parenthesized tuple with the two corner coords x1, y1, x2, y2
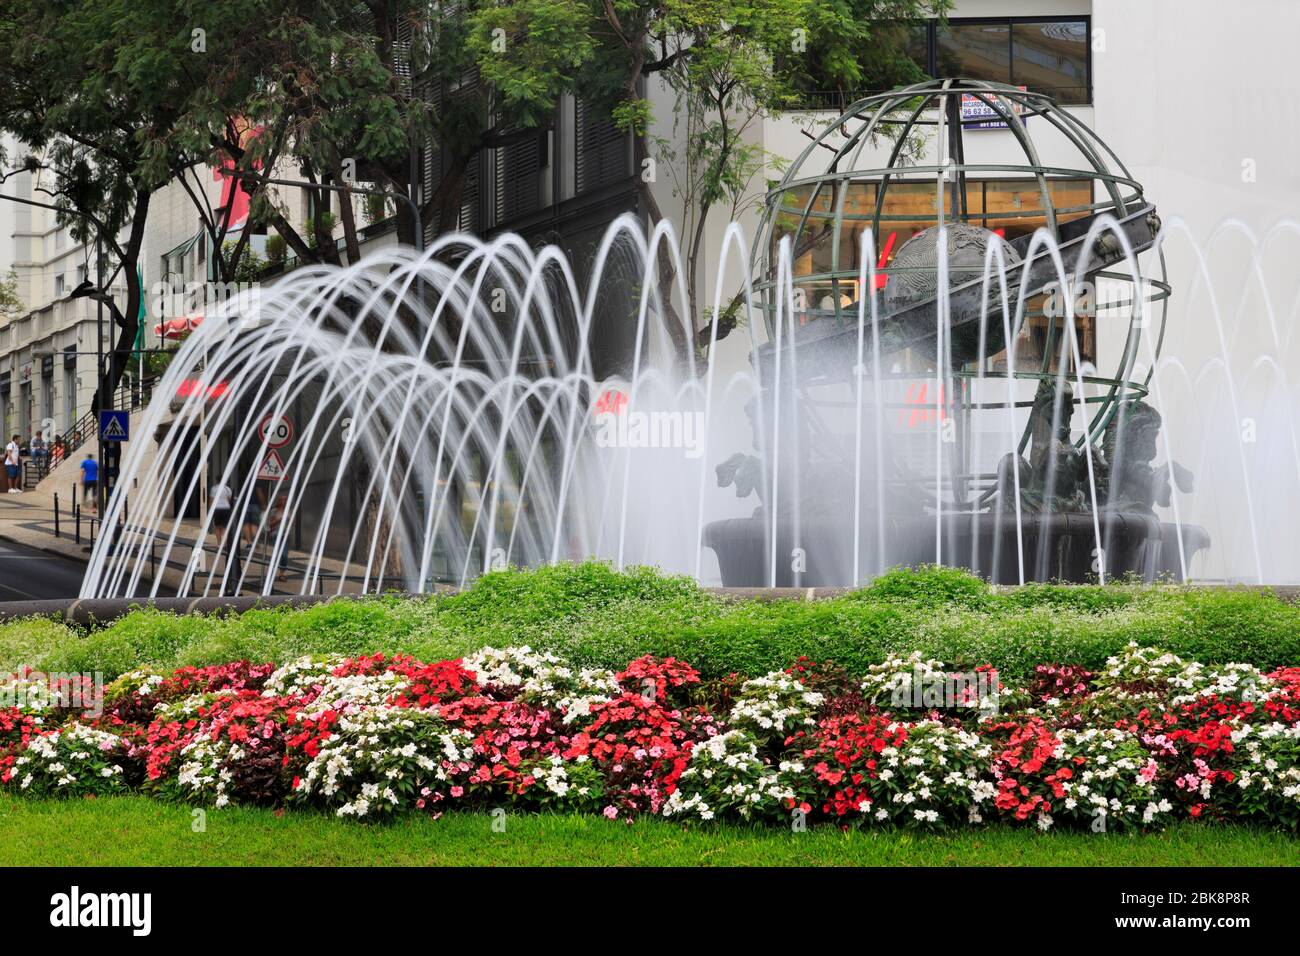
(18, 376, 156, 489)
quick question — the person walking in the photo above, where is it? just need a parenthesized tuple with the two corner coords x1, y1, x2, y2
(4, 434, 21, 493)
(80, 452, 99, 508)
(241, 482, 267, 548)
(209, 480, 233, 554)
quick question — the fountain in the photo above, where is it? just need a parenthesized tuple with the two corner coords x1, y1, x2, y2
(706, 78, 1209, 586)
(80, 79, 1298, 599)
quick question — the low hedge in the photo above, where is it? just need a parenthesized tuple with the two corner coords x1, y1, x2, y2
(2, 563, 1298, 683)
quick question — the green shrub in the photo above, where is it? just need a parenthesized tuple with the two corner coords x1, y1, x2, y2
(996, 581, 1142, 613)
(7, 564, 1299, 683)
(858, 564, 995, 610)
(264, 233, 287, 264)
(0, 618, 82, 673)
(436, 562, 702, 632)
(42, 631, 138, 679)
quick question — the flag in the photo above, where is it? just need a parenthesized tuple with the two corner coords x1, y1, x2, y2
(133, 266, 146, 357)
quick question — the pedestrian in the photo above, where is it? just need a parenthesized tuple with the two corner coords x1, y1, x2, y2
(4, 434, 21, 493)
(209, 479, 233, 551)
(241, 482, 267, 548)
(80, 452, 99, 508)
(51, 436, 65, 466)
(31, 430, 47, 478)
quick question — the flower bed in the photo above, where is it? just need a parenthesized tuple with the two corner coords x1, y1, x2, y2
(2, 644, 1298, 831)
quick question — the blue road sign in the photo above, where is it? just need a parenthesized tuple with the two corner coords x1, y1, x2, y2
(99, 409, 129, 442)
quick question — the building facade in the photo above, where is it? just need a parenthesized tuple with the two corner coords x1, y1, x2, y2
(0, 135, 127, 447)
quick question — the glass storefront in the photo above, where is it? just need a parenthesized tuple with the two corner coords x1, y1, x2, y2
(770, 176, 1097, 374)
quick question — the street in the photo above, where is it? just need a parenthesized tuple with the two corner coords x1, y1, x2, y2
(0, 536, 87, 600)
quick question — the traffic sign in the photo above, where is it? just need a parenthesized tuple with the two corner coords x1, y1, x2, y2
(256, 448, 287, 481)
(257, 413, 293, 448)
(99, 410, 129, 442)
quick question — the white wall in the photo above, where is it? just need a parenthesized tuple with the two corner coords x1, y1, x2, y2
(1090, 0, 1300, 580)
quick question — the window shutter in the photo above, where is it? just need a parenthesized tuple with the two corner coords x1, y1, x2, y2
(494, 131, 543, 224)
(575, 100, 629, 195)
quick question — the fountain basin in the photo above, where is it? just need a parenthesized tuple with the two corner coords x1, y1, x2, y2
(703, 512, 1211, 586)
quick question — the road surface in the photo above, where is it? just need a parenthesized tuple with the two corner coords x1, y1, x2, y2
(0, 537, 88, 600)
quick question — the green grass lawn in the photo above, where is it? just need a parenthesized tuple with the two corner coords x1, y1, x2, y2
(1, 795, 1294, 866)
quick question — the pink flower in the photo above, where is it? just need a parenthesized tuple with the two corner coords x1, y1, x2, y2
(603, 805, 619, 820)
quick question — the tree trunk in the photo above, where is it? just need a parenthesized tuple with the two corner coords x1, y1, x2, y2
(332, 152, 363, 265)
(91, 189, 151, 414)
(432, 153, 470, 236)
(686, 196, 713, 340)
(620, 31, 692, 368)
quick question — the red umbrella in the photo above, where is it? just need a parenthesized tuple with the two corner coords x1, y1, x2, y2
(152, 313, 203, 339)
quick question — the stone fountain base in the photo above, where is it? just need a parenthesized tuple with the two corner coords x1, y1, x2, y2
(703, 511, 1211, 587)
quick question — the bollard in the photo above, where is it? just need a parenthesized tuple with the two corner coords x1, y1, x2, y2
(54, 493, 60, 538)
(74, 503, 80, 544)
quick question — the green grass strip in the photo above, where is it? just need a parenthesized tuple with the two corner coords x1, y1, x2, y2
(1, 795, 1294, 867)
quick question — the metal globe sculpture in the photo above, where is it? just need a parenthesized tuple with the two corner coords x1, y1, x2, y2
(705, 78, 1206, 587)
(882, 223, 1023, 364)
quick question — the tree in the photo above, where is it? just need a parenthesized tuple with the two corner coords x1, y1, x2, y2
(212, 1, 600, 251)
(0, 0, 190, 411)
(0, 1, 305, 408)
(586, 0, 949, 339)
(650, 1, 805, 334)
(0, 268, 21, 319)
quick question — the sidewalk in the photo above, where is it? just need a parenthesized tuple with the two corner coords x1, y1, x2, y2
(0, 482, 369, 598)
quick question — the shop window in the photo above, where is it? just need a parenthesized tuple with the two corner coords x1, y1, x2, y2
(795, 17, 1091, 108)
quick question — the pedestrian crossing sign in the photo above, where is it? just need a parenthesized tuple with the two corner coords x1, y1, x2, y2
(99, 409, 130, 442)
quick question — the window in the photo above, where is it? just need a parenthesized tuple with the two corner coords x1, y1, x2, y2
(938, 23, 1011, 83)
(935, 17, 1090, 105)
(575, 99, 630, 196)
(494, 127, 550, 225)
(1011, 21, 1089, 104)
(797, 16, 1091, 108)
(55, 274, 66, 296)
